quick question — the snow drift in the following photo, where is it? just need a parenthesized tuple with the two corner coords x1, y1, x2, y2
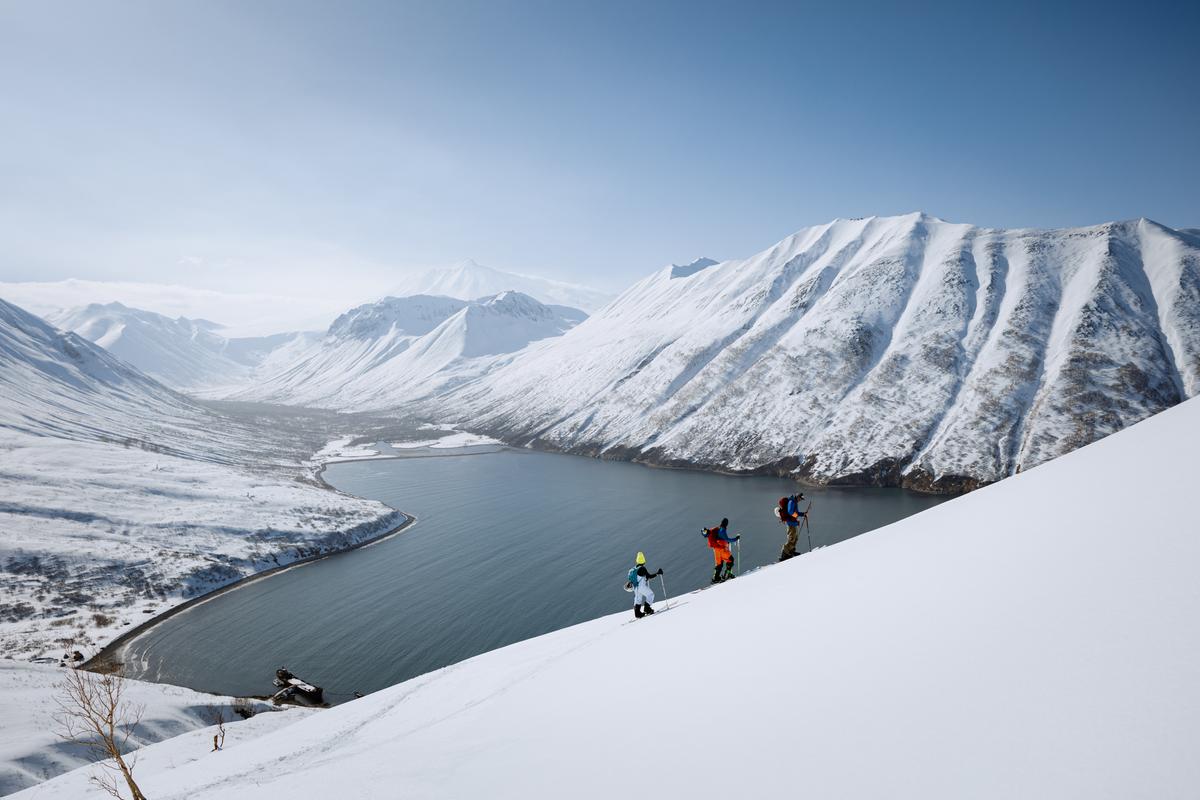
(19, 393, 1200, 799)
(439, 214, 1200, 491)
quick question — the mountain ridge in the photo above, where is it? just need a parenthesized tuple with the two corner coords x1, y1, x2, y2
(425, 213, 1199, 491)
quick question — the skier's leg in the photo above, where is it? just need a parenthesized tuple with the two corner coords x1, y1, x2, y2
(779, 528, 793, 560)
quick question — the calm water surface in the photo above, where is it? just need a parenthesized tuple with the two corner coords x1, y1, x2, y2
(123, 448, 948, 700)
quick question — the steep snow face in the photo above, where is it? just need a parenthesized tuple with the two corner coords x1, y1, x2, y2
(440, 214, 1200, 490)
(21, 396, 1200, 800)
(231, 292, 584, 410)
(47, 302, 318, 393)
(388, 258, 614, 312)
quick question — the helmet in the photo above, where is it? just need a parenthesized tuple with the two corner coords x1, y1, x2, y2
(636, 551, 646, 565)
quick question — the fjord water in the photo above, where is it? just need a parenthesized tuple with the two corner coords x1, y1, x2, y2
(122, 449, 948, 700)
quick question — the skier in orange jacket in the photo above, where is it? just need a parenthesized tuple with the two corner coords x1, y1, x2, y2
(701, 518, 740, 583)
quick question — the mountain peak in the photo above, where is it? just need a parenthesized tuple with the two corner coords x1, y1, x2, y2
(669, 257, 719, 279)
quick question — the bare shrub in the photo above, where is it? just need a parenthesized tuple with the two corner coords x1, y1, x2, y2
(93, 613, 116, 627)
(55, 668, 149, 800)
(207, 706, 226, 752)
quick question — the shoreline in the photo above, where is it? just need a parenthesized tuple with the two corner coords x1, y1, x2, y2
(81, 439, 937, 676)
(84, 457, 418, 675)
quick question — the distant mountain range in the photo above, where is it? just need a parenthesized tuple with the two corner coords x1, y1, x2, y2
(45, 302, 316, 392)
(224, 291, 586, 409)
(387, 259, 614, 312)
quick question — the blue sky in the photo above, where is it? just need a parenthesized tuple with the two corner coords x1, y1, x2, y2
(1, 0, 1197, 297)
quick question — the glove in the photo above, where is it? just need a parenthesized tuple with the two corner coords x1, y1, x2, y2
(657, 568, 664, 576)
(735, 535, 741, 541)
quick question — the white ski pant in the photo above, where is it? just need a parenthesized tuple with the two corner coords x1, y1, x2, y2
(633, 579, 655, 606)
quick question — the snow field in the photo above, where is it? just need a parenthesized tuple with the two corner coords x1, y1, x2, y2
(17, 396, 1200, 799)
(0, 431, 405, 659)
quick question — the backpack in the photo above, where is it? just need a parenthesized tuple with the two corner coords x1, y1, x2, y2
(773, 497, 788, 521)
(624, 566, 638, 591)
(705, 527, 722, 548)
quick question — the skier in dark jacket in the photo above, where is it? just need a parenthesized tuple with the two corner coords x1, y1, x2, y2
(629, 551, 663, 618)
(701, 518, 740, 583)
(777, 493, 808, 560)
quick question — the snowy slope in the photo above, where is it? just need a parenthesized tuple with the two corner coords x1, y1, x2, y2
(230, 292, 584, 409)
(439, 214, 1200, 490)
(0, 298, 401, 658)
(0, 661, 310, 795)
(0, 298, 202, 446)
(46, 302, 317, 393)
(19, 395, 1200, 800)
(389, 258, 613, 311)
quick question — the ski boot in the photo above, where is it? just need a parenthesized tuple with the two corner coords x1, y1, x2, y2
(642, 603, 655, 615)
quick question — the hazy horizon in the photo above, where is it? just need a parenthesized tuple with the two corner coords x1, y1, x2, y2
(2, 0, 1198, 313)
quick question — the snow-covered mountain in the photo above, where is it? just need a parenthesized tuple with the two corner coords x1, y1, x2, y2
(436, 214, 1200, 491)
(229, 291, 585, 409)
(0, 297, 399, 658)
(0, 298, 202, 447)
(45, 302, 318, 393)
(20, 394, 1200, 800)
(388, 258, 613, 312)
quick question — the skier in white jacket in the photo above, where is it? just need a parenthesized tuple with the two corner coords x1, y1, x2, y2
(628, 551, 663, 619)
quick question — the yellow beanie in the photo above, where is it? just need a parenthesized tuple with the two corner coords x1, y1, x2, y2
(636, 551, 646, 565)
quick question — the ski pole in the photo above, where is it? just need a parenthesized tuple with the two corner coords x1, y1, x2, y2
(736, 537, 741, 576)
(659, 573, 669, 610)
(804, 515, 813, 553)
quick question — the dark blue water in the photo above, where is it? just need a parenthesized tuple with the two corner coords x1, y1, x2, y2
(121, 448, 948, 700)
